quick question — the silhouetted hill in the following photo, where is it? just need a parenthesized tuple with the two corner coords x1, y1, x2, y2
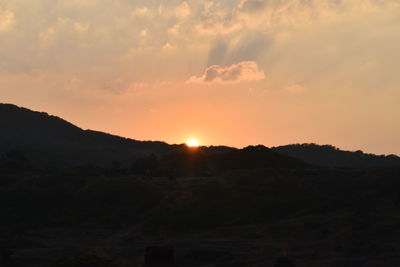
(273, 143, 400, 168)
(2, 103, 399, 170)
(0, 103, 173, 168)
(0, 104, 307, 171)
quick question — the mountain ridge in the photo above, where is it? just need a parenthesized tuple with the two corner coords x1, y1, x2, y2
(0, 103, 174, 168)
(272, 143, 400, 168)
(1, 103, 399, 169)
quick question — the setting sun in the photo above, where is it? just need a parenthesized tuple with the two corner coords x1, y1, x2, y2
(187, 138, 200, 147)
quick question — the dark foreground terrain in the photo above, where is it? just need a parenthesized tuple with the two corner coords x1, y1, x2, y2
(1, 166, 400, 266)
(1, 103, 400, 266)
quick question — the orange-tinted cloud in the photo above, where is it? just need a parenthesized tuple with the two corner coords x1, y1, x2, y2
(188, 61, 265, 84)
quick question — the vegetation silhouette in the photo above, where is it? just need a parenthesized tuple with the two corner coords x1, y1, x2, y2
(1, 103, 400, 266)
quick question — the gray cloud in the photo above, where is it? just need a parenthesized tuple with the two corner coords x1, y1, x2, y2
(228, 35, 272, 65)
(207, 40, 229, 66)
(238, 0, 268, 13)
(206, 34, 271, 70)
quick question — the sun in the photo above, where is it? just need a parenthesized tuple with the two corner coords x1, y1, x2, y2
(186, 138, 200, 147)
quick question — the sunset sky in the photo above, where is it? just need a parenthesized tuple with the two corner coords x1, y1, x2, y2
(1, 0, 400, 154)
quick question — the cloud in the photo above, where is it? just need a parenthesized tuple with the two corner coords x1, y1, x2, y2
(60, 0, 98, 9)
(207, 41, 229, 66)
(1, 0, 399, 90)
(188, 61, 265, 84)
(206, 34, 271, 67)
(38, 17, 89, 48)
(174, 2, 191, 18)
(238, 0, 268, 13)
(228, 34, 272, 64)
(234, 0, 400, 32)
(133, 7, 151, 17)
(0, 8, 15, 33)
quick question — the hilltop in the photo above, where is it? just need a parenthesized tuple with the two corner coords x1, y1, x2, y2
(273, 143, 400, 168)
(0, 103, 172, 168)
(1, 103, 400, 170)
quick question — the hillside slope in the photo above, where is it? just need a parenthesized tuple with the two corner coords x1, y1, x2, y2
(2, 103, 399, 169)
(0, 103, 172, 167)
(272, 144, 400, 168)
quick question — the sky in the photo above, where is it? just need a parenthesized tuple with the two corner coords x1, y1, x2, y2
(1, 0, 400, 155)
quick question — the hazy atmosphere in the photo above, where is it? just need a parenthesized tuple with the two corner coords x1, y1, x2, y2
(2, 2, 400, 266)
(1, 0, 400, 154)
